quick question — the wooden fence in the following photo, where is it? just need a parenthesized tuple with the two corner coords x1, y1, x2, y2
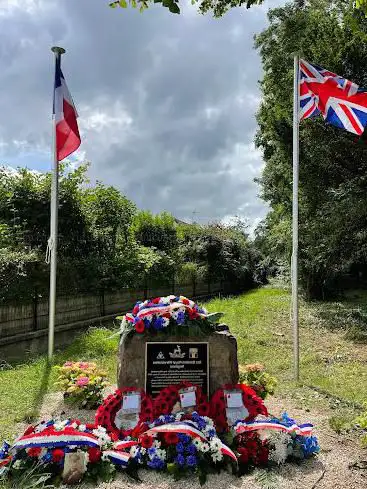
(0, 281, 233, 359)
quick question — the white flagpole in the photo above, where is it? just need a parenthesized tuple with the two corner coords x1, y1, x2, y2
(292, 54, 300, 380)
(47, 46, 65, 362)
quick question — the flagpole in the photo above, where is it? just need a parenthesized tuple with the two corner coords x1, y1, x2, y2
(292, 54, 300, 381)
(48, 46, 65, 362)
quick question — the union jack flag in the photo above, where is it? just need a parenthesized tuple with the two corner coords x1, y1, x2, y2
(299, 59, 367, 135)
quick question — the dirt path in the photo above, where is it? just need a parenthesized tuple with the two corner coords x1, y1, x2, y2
(33, 389, 367, 489)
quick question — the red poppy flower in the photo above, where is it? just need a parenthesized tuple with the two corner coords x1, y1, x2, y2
(88, 447, 102, 464)
(140, 434, 154, 449)
(135, 320, 145, 334)
(152, 297, 161, 304)
(27, 447, 42, 458)
(164, 432, 179, 445)
(198, 403, 210, 415)
(215, 414, 227, 429)
(237, 447, 249, 464)
(23, 426, 35, 436)
(133, 305, 139, 315)
(86, 423, 97, 430)
(188, 309, 199, 320)
(160, 402, 168, 413)
(257, 447, 269, 465)
(182, 298, 190, 305)
(110, 432, 119, 442)
(52, 449, 65, 463)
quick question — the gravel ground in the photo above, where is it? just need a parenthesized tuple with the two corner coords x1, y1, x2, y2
(33, 391, 366, 489)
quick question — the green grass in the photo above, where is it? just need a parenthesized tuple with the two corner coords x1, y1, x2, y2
(209, 287, 367, 407)
(0, 328, 119, 442)
(0, 286, 366, 443)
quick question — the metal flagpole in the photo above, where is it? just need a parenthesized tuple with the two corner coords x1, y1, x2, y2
(47, 46, 65, 362)
(292, 54, 300, 381)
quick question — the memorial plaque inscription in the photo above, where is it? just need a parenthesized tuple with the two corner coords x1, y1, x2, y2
(145, 342, 209, 396)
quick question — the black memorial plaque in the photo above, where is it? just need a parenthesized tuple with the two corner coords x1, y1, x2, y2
(145, 342, 209, 396)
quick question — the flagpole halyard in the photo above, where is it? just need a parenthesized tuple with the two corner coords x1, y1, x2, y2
(292, 54, 300, 381)
(48, 46, 65, 363)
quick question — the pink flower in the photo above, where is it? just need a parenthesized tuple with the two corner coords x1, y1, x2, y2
(64, 361, 73, 367)
(78, 362, 89, 369)
(77, 376, 90, 386)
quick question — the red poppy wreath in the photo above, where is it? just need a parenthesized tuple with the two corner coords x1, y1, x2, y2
(210, 383, 268, 433)
(153, 382, 210, 418)
(95, 387, 153, 439)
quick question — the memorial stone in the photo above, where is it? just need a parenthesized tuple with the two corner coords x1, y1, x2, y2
(118, 327, 238, 395)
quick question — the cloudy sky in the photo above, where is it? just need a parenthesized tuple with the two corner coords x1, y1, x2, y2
(0, 0, 285, 232)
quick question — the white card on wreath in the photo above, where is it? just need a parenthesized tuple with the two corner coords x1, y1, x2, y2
(225, 391, 243, 408)
(226, 406, 250, 427)
(180, 389, 196, 408)
(122, 393, 141, 412)
(115, 409, 139, 430)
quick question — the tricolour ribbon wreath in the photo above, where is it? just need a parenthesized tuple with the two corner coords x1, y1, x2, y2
(145, 421, 237, 462)
(234, 420, 314, 437)
(146, 422, 208, 442)
(11, 428, 101, 451)
(103, 450, 131, 466)
(8, 420, 238, 467)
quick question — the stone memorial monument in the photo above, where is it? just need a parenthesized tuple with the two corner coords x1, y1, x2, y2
(117, 295, 239, 395)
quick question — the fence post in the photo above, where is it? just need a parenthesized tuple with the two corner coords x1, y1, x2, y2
(144, 274, 148, 300)
(32, 287, 38, 331)
(100, 288, 105, 317)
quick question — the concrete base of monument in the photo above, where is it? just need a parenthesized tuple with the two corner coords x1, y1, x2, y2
(117, 330, 239, 396)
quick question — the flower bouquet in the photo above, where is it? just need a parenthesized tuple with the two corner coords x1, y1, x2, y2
(116, 295, 223, 339)
(239, 363, 277, 400)
(54, 361, 109, 409)
(129, 411, 237, 485)
(233, 412, 319, 469)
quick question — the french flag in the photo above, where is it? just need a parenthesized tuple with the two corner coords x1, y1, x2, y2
(53, 56, 81, 161)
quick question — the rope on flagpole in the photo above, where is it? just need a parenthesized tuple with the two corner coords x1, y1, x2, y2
(45, 237, 54, 265)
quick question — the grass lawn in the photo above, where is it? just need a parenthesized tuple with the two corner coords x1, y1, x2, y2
(0, 286, 366, 443)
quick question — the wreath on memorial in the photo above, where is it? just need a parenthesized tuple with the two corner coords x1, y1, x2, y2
(129, 410, 237, 484)
(116, 295, 223, 339)
(95, 388, 154, 439)
(0, 385, 320, 486)
(153, 382, 210, 418)
(210, 384, 268, 433)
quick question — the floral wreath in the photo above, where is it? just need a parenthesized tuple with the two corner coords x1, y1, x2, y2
(95, 388, 154, 439)
(122, 295, 210, 334)
(153, 382, 210, 418)
(210, 384, 268, 433)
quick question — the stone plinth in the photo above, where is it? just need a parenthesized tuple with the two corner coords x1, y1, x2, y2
(117, 330, 239, 396)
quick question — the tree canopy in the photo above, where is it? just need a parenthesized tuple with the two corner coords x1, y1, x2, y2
(0, 164, 260, 302)
(108, 0, 263, 17)
(255, 0, 367, 298)
(108, 0, 367, 18)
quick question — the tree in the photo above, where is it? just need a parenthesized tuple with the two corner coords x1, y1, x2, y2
(108, 0, 264, 17)
(255, 0, 367, 298)
(131, 210, 178, 252)
(178, 221, 256, 289)
(107, 0, 365, 18)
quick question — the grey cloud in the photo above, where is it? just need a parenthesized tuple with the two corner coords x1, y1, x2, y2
(0, 0, 286, 228)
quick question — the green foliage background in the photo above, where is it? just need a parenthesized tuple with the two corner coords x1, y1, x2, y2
(254, 0, 367, 299)
(0, 164, 259, 303)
